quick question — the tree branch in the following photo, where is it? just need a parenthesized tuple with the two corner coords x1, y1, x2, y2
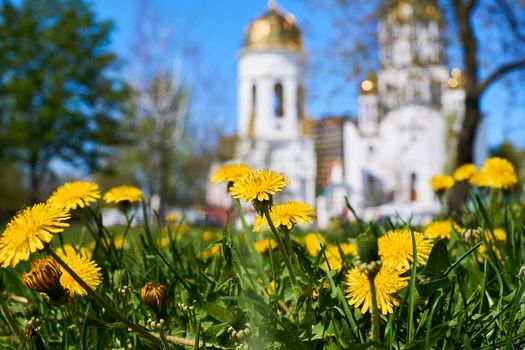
(478, 58, 525, 95)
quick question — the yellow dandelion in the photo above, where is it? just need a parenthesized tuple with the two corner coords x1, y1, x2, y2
(323, 245, 343, 271)
(303, 232, 326, 257)
(202, 230, 214, 242)
(453, 164, 477, 181)
(103, 186, 143, 204)
(429, 174, 454, 193)
(22, 257, 67, 302)
(485, 228, 506, 243)
(203, 245, 221, 259)
(378, 229, 433, 272)
(267, 280, 278, 295)
(477, 230, 507, 262)
(424, 220, 461, 240)
(47, 181, 101, 211)
(113, 235, 127, 250)
(340, 242, 357, 256)
(166, 212, 178, 223)
(253, 200, 315, 232)
(56, 245, 102, 297)
(254, 238, 277, 253)
(229, 169, 289, 203)
(0, 204, 70, 268)
(346, 265, 408, 315)
(210, 163, 253, 184)
(478, 157, 517, 189)
(469, 171, 490, 187)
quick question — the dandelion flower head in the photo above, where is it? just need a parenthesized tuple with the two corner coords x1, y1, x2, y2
(346, 264, 408, 315)
(424, 220, 461, 240)
(453, 164, 477, 181)
(57, 245, 102, 297)
(253, 200, 315, 231)
(254, 238, 277, 253)
(303, 232, 326, 257)
(210, 163, 253, 184)
(22, 257, 67, 302)
(0, 204, 70, 268)
(103, 186, 143, 204)
(477, 157, 517, 189)
(47, 181, 101, 211)
(429, 174, 454, 193)
(229, 169, 289, 203)
(378, 229, 433, 272)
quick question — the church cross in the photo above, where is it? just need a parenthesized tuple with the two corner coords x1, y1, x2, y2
(400, 118, 424, 142)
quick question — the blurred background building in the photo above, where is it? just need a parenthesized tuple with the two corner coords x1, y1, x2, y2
(207, 1, 487, 226)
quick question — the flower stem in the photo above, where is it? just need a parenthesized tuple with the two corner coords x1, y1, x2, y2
(0, 298, 27, 349)
(264, 210, 297, 287)
(368, 275, 380, 348)
(45, 247, 164, 348)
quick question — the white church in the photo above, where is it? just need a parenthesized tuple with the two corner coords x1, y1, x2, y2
(207, 1, 486, 226)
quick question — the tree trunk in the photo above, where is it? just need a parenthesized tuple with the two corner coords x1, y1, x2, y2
(450, 0, 480, 213)
(29, 162, 40, 204)
(157, 138, 170, 224)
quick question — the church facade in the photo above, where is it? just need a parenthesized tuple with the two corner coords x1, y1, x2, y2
(207, 3, 316, 208)
(207, 1, 486, 224)
(317, 1, 486, 225)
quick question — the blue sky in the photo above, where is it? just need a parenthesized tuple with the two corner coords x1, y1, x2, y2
(92, 0, 524, 148)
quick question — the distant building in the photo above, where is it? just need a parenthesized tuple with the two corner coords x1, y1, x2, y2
(311, 116, 349, 191)
(207, 1, 487, 226)
(207, 2, 316, 208)
(316, 0, 487, 225)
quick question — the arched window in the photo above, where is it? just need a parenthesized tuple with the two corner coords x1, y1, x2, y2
(296, 84, 304, 119)
(251, 84, 257, 116)
(274, 82, 284, 117)
(410, 173, 417, 202)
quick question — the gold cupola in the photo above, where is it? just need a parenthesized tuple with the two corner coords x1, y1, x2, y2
(243, 2, 303, 52)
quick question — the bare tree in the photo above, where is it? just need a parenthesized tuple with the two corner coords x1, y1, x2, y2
(130, 0, 189, 221)
(302, 0, 525, 167)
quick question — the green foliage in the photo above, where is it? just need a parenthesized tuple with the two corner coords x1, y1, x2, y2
(0, 0, 127, 202)
(0, 183, 524, 349)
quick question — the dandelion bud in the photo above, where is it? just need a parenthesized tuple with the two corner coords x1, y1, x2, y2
(356, 232, 379, 264)
(141, 281, 168, 320)
(22, 257, 68, 303)
(113, 269, 129, 289)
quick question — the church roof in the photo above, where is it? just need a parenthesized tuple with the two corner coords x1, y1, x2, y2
(243, 3, 303, 52)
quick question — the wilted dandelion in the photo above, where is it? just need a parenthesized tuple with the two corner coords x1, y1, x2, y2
(56, 245, 102, 297)
(141, 281, 168, 319)
(252, 200, 315, 232)
(22, 257, 67, 303)
(0, 204, 70, 268)
(47, 181, 101, 211)
(378, 229, 433, 272)
(346, 264, 408, 315)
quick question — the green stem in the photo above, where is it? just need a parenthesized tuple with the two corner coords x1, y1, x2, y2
(45, 247, 163, 348)
(234, 199, 267, 283)
(264, 210, 297, 287)
(0, 298, 27, 349)
(368, 275, 381, 348)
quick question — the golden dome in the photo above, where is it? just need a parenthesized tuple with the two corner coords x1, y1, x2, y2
(243, 6, 303, 51)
